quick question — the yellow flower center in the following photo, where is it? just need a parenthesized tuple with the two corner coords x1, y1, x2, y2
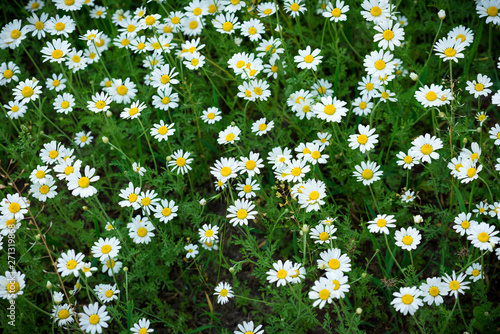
(208, 4, 217, 13)
(222, 22, 233, 32)
(137, 227, 148, 237)
(207, 112, 215, 120)
(78, 176, 90, 188)
(277, 269, 287, 279)
(61, 101, 70, 109)
(52, 49, 63, 59)
(359, 102, 367, 109)
(64, 166, 74, 175)
(174, 156, 186, 167)
(160, 74, 171, 84)
(374, 60, 386, 70)
(226, 133, 235, 142)
(357, 134, 368, 144)
(58, 309, 70, 319)
(39, 185, 50, 194)
(161, 207, 172, 217)
(236, 208, 248, 219)
(362, 169, 373, 180)
(319, 289, 330, 300)
(402, 294, 413, 305)
(467, 168, 477, 178)
(54, 22, 65, 31)
(425, 91, 437, 101)
(376, 219, 386, 227)
(383, 30, 394, 40)
(370, 6, 382, 17)
(311, 151, 321, 160)
(328, 258, 340, 269)
(264, 8, 272, 15)
(3, 69, 13, 78)
(89, 314, 100, 325)
(219, 288, 228, 297)
(332, 8, 341, 17)
(246, 160, 256, 170)
(324, 104, 336, 115)
(32, 2, 40, 9)
(456, 34, 465, 42)
(127, 24, 136, 32)
(171, 16, 180, 24)
(117, 85, 128, 95)
(449, 280, 460, 291)
(141, 197, 151, 206)
(22, 86, 34, 97)
(106, 259, 115, 268)
(66, 259, 77, 270)
(420, 144, 433, 155)
(332, 279, 340, 290)
(309, 191, 320, 201)
(243, 184, 252, 193)
(472, 269, 480, 277)
(96, 10, 103, 16)
(475, 83, 484, 91)
(404, 156, 413, 164)
(248, 27, 257, 34)
(11, 106, 19, 112)
(220, 167, 232, 177)
(478, 232, 489, 242)
(128, 107, 139, 116)
(290, 3, 299, 11)
(121, 39, 130, 46)
(101, 245, 111, 254)
(137, 43, 146, 50)
(291, 167, 302, 177)
(189, 21, 198, 29)
(487, 6, 498, 16)
(191, 59, 199, 66)
(7, 281, 20, 294)
(429, 286, 440, 296)
(145, 16, 156, 25)
(402, 235, 413, 245)
(205, 230, 213, 237)
(444, 48, 456, 57)
(319, 232, 329, 241)
(461, 221, 470, 229)
(304, 55, 314, 63)
(254, 87, 262, 95)
(162, 96, 170, 104)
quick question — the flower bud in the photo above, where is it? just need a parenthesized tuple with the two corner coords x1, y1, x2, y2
(102, 136, 109, 144)
(356, 308, 363, 315)
(106, 110, 112, 117)
(409, 72, 418, 81)
(82, 206, 88, 211)
(166, 156, 172, 161)
(200, 198, 207, 206)
(234, 37, 243, 46)
(477, 127, 482, 133)
(318, 263, 326, 270)
(231, 121, 235, 126)
(438, 10, 446, 19)
(35, 234, 41, 240)
(361, 272, 367, 278)
(123, 266, 129, 272)
(414, 215, 423, 224)
(302, 224, 309, 233)
(438, 112, 445, 118)
(46, 281, 52, 289)
(229, 267, 234, 273)
(462, 137, 468, 144)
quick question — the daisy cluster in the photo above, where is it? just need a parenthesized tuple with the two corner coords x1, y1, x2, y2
(1, 0, 500, 333)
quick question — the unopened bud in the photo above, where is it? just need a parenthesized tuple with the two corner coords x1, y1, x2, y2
(476, 127, 482, 133)
(106, 110, 112, 117)
(229, 267, 234, 273)
(356, 308, 363, 314)
(438, 9, 446, 19)
(46, 281, 52, 289)
(318, 263, 326, 270)
(199, 198, 207, 206)
(438, 112, 445, 118)
(35, 234, 41, 240)
(361, 272, 367, 278)
(166, 156, 172, 161)
(123, 267, 128, 272)
(462, 137, 468, 144)
(82, 206, 88, 211)
(231, 121, 235, 126)
(40, 130, 44, 135)
(102, 136, 109, 143)
(414, 215, 423, 224)
(409, 72, 418, 81)
(302, 224, 309, 233)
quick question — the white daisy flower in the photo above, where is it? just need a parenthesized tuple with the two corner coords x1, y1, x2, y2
(227, 199, 258, 226)
(353, 161, 383, 186)
(467, 222, 500, 252)
(410, 133, 443, 164)
(67, 165, 99, 198)
(78, 302, 110, 334)
(214, 281, 233, 304)
(91, 237, 121, 261)
(317, 248, 352, 273)
(394, 226, 422, 251)
(390, 286, 423, 315)
(367, 214, 396, 235)
(442, 271, 470, 297)
(266, 260, 293, 287)
(419, 277, 449, 306)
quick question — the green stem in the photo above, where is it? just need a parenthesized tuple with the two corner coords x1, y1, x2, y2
(21, 44, 45, 80)
(137, 118, 158, 174)
(384, 233, 404, 274)
(440, 296, 458, 334)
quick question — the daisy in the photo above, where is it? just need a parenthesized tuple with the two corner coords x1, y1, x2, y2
(309, 278, 334, 309)
(101, 258, 122, 277)
(65, 48, 88, 72)
(391, 286, 423, 315)
(96, 284, 119, 303)
(0, 19, 29, 50)
(118, 182, 141, 209)
(26, 0, 45, 12)
(201, 107, 222, 124)
(476, 0, 500, 25)
(127, 216, 155, 244)
(266, 260, 292, 287)
(40, 140, 66, 165)
(448, 25, 474, 47)
(213, 12, 240, 34)
(323, 1, 349, 22)
(304, 143, 329, 165)
(284, 0, 307, 17)
(288, 262, 306, 284)
(442, 271, 470, 297)
(367, 214, 396, 235)
(57, 249, 84, 277)
(297, 179, 327, 212)
(394, 227, 422, 251)
(476, 111, 488, 126)
(87, 92, 112, 113)
(31, 176, 58, 202)
(214, 282, 233, 304)
(79, 302, 110, 334)
(419, 277, 449, 306)
(313, 96, 348, 123)
(81, 262, 98, 277)
(457, 159, 482, 184)
(109, 78, 137, 104)
(358, 75, 382, 100)
(185, 244, 199, 259)
(396, 150, 419, 169)
(141, 13, 161, 29)
(152, 86, 179, 111)
(153, 199, 178, 223)
(40, 38, 72, 64)
(348, 124, 379, 153)
(46, 73, 66, 91)
(282, 159, 311, 183)
(52, 304, 75, 327)
(314, 132, 332, 148)
(487, 202, 500, 218)
(151, 64, 180, 89)
(164, 11, 184, 33)
(258, 2, 276, 17)
(0, 270, 26, 300)
(120, 101, 147, 120)
(489, 123, 500, 145)
(317, 248, 352, 273)
(67, 165, 99, 198)
(54, 158, 81, 181)
(240, 18, 265, 41)
(465, 74, 493, 98)
(311, 79, 334, 97)
(310, 224, 337, 244)
(0, 194, 28, 221)
(54, 93, 76, 114)
(138, 190, 160, 215)
(352, 96, 374, 116)
(91, 237, 121, 261)
(168, 149, 193, 175)
(199, 224, 219, 244)
(131, 319, 153, 334)
(150, 120, 175, 142)
(239, 152, 264, 177)
(181, 16, 205, 36)
(473, 201, 489, 217)
(13, 78, 42, 104)
(373, 20, 405, 50)
(410, 133, 443, 163)
(46, 15, 76, 38)
(466, 263, 484, 282)
(401, 190, 415, 203)
(236, 178, 260, 199)
(234, 321, 264, 334)
(294, 46, 323, 71)
(467, 223, 500, 252)
(434, 37, 466, 63)
(256, 37, 285, 61)
(217, 125, 241, 145)
(227, 199, 258, 226)
(251, 118, 274, 136)
(30, 165, 51, 184)
(398, 15, 408, 27)
(325, 271, 350, 298)
(363, 50, 396, 77)
(211, 157, 240, 182)
(360, 0, 391, 23)
(0, 61, 20, 85)
(4, 100, 27, 119)
(353, 161, 383, 186)
(90, 6, 107, 19)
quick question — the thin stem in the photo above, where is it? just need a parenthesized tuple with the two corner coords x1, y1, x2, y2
(384, 233, 404, 274)
(411, 314, 426, 334)
(21, 44, 45, 80)
(137, 118, 158, 174)
(440, 296, 458, 334)
(368, 185, 380, 213)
